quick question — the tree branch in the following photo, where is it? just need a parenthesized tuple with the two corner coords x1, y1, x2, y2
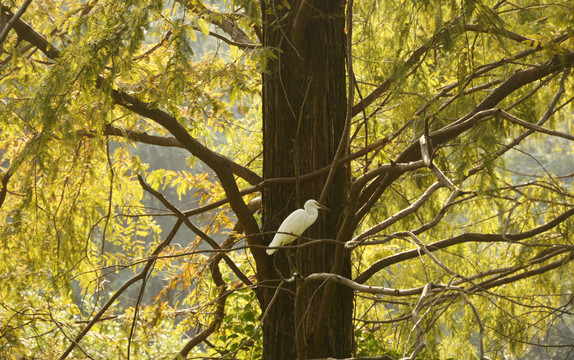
(457, 290, 485, 360)
(347, 182, 445, 248)
(208, 196, 261, 287)
(464, 23, 534, 44)
(59, 219, 184, 359)
(351, 16, 567, 116)
(179, 138, 391, 218)
(402, 283, 429, 360)
(137, 175, 252, 287)
(466, 70, 569, 180)
(106, 87, 262, 187)
(354, 49, 574, 225)
(176, 287, 230, 359)
(78, 125, 184, 148)
(0, 0, 33, 53)
(0, 171, 12, 210)
(354, 205, 574, 284)
(468, 248, 574, 292)
(1, 5, 59, 58)
(182, 1, 256, 47)
(496, 109, 574, 141)
(191, 25, 260, 49)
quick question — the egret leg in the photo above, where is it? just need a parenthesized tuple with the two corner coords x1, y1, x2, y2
(286, 248, 298, 276)
(272, 248, 297, 281)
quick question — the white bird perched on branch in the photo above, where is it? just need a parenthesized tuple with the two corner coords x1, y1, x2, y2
(266, 199, 330, 255)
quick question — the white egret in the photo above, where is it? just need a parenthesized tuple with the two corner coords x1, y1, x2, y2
(266, 199, 329, 255)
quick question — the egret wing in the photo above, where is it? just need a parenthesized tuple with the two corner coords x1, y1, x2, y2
(267, 209, 306, 254)
(276, 209, 307, 236)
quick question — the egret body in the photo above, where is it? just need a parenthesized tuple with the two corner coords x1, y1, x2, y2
(266, 199, 329, 255)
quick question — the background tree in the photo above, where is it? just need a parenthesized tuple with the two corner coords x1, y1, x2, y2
(1, 1, 573, 359)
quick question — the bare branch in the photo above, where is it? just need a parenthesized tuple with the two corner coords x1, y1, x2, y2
(496, 109, 574, 141)
(348, 182, 445, 248)
(354, 205, 574, 284)
(458, 291, 485, 360)
(401, 283, 430, 360)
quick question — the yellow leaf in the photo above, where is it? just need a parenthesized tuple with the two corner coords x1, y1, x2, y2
(196, 18, 210, 36)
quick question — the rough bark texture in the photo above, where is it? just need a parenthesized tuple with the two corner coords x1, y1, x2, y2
(261, 1, 352, 358)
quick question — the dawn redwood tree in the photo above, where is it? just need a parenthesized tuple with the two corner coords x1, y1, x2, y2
(1, 1, 574, 359)
(260, 1, 351, 358)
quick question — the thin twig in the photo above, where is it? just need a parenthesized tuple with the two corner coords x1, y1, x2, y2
(59, 220, 184, 359)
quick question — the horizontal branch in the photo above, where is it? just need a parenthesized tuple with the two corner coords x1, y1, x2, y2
(419, 249, 574, 314)
(353, 160, 426, 190)
(497, 109, 574, 141)
(78, 125, 184, 148)
(191, 25, 260, 49)
(354, 205, 574, 284)
(302, 273, 444, 297)
(468, 247, 574, 292)
(464, 23, 532, 44)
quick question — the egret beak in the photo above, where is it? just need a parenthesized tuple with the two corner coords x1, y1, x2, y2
(317, 203, 331, 211)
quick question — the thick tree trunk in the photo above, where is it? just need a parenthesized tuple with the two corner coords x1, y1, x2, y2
(260, 1, 352, 358)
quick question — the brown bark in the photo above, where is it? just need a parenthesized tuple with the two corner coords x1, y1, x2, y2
(260, 0, 352, 358)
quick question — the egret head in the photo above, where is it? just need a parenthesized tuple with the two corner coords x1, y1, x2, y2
(305, 199, 330, 212)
